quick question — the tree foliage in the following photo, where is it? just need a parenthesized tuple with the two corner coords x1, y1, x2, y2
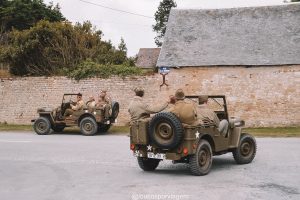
(0, 0, 138, 79)
(1, 20, 130, 76)
(153, 0, 177, 47)
(0, 0, 64, 32)
(69, 60, 141, 80)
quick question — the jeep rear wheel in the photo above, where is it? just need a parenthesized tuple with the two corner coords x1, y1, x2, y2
(149, 112, 184, 149)
(189, 140, 213, 176)
(80, 117, 98, 136)
(137, 157, 160, 171)
(52, 125, 65, 132)
(233, 133, 256, 164)
(98, 124, 111, 133)
(33, 117, 51, 135)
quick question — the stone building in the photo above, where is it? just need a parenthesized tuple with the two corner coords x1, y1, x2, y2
(0, 4, 299, 127)
(155, 4, 300, 127)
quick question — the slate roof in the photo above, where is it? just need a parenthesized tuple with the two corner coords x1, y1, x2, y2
(157, 4, 300, 67)
(136, 48, 161, 68)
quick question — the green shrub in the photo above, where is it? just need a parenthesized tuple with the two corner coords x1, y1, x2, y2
(69, 60, 142, 80)
(1, 20, 130, 76)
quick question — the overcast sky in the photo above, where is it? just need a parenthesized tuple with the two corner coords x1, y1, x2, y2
(44, 0, 286, 56)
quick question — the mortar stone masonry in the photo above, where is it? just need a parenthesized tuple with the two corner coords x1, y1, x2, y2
(0, 65, 299, 127)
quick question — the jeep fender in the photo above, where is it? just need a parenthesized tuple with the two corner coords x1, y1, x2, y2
(78, 113, 97, 125)
(199, 134, 215, 153)
(38, 112, 55, 126)
(228, 127, 242, 148)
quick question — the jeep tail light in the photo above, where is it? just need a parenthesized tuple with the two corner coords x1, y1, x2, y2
(130, 144, 135, 150)
(177, 146, 182, 153)
(183, 148, 188, 155)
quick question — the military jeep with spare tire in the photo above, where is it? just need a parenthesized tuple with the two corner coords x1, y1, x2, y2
(32, 93, 119, 136)
(129, 95, 257, 175)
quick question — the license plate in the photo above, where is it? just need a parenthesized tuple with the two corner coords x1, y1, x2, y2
(147, 152, 166, 160)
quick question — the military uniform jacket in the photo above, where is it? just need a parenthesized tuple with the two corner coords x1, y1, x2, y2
(196, 104, 220, 127)
(86, 100, 96, 109)
(71, 99, 84, 111)
(128, 96, 168, 122)
(97, 96, 111, 107)
(169, 100, 197, 125)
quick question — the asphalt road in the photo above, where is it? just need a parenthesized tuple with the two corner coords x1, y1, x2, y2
(0, 131, 299, 200)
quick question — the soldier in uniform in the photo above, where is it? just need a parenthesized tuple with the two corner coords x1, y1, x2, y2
(169, 89, 198, 125)
(197, 95, 229, 136)
(128, 87, 169, 123)
(86, 95, 96, 111)
(96, 90, 111, 120)
(64, 93, 84, 117)
(165, 95, 176, 112)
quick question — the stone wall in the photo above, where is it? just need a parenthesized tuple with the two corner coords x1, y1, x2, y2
(0, 65, 299, 127)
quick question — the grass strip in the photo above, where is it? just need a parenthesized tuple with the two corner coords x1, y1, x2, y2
(0, 124, 299, 137)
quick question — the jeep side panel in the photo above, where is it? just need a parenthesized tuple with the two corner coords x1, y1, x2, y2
(130, 121, 149, 145)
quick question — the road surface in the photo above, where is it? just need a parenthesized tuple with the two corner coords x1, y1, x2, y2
(0, 131, 299, 200)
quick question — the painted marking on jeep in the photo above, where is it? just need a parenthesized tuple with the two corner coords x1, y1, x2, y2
(147, 145, 152, 151)
(195, 131, 200, 138)
(147, 152, 166, 160)
(134, 150, 143, 157)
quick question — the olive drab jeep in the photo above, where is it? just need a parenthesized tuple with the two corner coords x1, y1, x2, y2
(32, 93, 119, 136)
(129, 95, 257, 175)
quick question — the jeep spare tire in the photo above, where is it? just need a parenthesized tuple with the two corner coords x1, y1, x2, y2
(110, 101, 119, 122)
(149, 112, 184, 149)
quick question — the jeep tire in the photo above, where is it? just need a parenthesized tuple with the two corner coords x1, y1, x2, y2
(98, 124, 111, 133)
(110, 101, 119, 122)
(33, 117, 51, 135)
(189, 140, 213, 176)
(137, 157, 160, 171)
(149, 112, 184, 149)
(233, 133, 257, 164)
(52, 125, 65, 132)
(80, 117, 98, 136)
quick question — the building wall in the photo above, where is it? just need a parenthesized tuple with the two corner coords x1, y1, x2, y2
(0, 65, 299, 127)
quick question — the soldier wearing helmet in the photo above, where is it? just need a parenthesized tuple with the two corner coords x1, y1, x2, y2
(197, 95, 229, 136)
(96, 90, 112, 120)
(169, 89, 198, 125)
(128, 87, 169, 123)
(64, 93, 84, 117)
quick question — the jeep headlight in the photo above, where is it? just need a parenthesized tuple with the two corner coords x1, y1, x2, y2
(234, 120, 245, 127)
(230, 119, 245, 128)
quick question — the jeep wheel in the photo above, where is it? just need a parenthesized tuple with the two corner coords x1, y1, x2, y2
(137, 157, 160, 171)
(52, 125, 65, 132)
(33, 117, 51, 135)
(80, 117, 98, 136)
(110, 101, 119, 122)
(149, 112, 184, 149)
(98, 124, 111, 133)
(189, 140, 213, 176)
(233, 133, 257, 164)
